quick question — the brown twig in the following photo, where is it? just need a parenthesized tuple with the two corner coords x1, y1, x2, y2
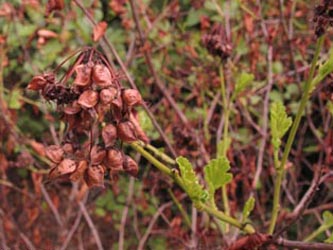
(78, 201, 104, 250)
(118, 177, 135, 250)
(137, 201, 173, 250)
(0, 209, 37, 250)
(0, 213, 9, 250)
(59, 210, 83, 250)
(252, 44, 273, 189)
(40, 183, 64, 227)
(273, 237, 333, 250)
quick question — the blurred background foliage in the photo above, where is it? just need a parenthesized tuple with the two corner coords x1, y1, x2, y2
(0, 0, 333, 249)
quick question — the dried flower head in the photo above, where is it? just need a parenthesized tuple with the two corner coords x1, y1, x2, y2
(202, 23, 232, 61)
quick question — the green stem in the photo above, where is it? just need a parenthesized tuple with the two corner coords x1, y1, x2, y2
(130, 142, 254, 234)
(198, 202, 255, 234)
(304, 223, 333, 242)
(130, 142, 184, 189)
(168, 189, 192, 229)
(143, 142, 176, 165)
(268, 36, 325, 234)
(219, 65, 231, 226)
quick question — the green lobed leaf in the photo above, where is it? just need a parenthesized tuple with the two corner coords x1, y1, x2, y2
(242, 196, 255, 221)
(204, 157, 232, 197)
(323, 211, 333, 227)
(8, 89, 22, 109)
(234, 72, 254, 98)
(311, 48, 333, 91)
(270, 102, 292, 150)
(176, 156, 208, 202)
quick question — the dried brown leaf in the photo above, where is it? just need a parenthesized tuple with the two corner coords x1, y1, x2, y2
(93, 21, 107, 42)
(28, 140, 46, 157)
(37, 29, 58, 39)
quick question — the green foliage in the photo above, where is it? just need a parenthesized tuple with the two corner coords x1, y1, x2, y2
(8, 89, 22, 109)
(176, 156, 209, 202)
(323, 211, 333, 227)
(233, 72, 254, 99)
(242, 196, 255, 222)
(204, 156, 232, 198)
(270, 102, 292, 152)
(311, 48, 333, 91)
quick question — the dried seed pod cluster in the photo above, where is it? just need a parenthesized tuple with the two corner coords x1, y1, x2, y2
(202, 23, 232, 62)
(27, 47, 149, 188)
(313, 0, 333, 37)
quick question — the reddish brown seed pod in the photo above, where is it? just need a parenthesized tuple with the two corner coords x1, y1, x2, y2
(58, 159, 77, 174)
(117, 121, 137, 143)
(50, 158, 77, 179)
(90, 145, 106, 165)
(27, 75, 47, 90)
(63, 100, 81, 115)
(100, 87, 117, 105)
(70, 160, 88, 182)
(45, 145, 64, 164)
(73, 64, 92, 87)
(111, 89, 123, 108)
(122, 89, 143, 107)
(84, 165, 105, 188)
(105, 149, 123, 172)
(62, 143, 74, 155)
(102, 124, 117, 147)
(123, 155, 139, 177)
(92, 64, 112, 88)
(94, 102, 110, 122)
(129, 112, 149, 143)
(78, 90, 99, 108)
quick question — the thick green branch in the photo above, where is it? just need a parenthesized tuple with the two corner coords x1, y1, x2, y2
(130, 142, 255, 234)
(268, 36, 325, 234)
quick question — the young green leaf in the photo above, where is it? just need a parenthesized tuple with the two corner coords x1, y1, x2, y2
(176, 156, 208, 202)
(311, 48, 333, 92)
(270, 102, 292, 150)
(242, 196, 255, 222)
(9, 89, 23, 109)
(323, 211, 333, 227)
(233, 72, 254, 99)
(204, 156, 232, 197)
